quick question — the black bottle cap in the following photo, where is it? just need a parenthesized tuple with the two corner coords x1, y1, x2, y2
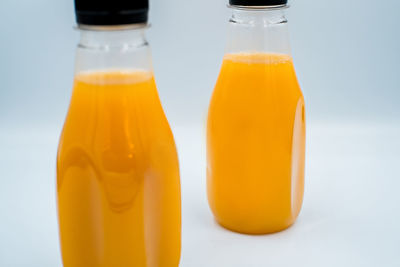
(75, 0, 149, 26)
(229, 0, 287, 6)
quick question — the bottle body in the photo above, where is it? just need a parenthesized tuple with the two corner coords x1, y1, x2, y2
(207, 7, 305, 234)
(57, 27, 181, 266)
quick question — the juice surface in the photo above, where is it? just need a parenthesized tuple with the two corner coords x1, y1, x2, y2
(207, 53, 305, 234)
(57, 71, 181, 267)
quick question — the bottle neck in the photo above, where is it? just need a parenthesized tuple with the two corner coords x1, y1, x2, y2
(75, 25, 152, 75)
(225, 7, 291, 55)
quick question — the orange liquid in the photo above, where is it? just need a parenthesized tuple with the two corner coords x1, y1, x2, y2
(207, 53, 305, 234)
(57, 71, 181, 266)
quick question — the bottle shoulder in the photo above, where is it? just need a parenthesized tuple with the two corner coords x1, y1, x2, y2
(58, 71, 177, 161)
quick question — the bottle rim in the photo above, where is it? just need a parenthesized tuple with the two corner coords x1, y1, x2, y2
(228, 4, 289, 10)
(76, 23, 150, 32)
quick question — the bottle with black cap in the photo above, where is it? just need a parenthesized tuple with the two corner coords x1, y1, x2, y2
(207, 0, 306, 234)
(57, 1, 181, 266)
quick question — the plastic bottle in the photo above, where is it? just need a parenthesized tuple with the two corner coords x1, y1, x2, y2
(57, 1, 181, 265)
(207, 0, 305, 234)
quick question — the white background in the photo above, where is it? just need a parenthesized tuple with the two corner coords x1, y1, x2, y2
(0, 0, 399, 266)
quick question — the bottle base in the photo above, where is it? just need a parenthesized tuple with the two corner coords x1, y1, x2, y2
(215, 218, 296, 235)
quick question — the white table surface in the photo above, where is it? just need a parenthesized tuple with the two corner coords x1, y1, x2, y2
(1, 122, 399, 267)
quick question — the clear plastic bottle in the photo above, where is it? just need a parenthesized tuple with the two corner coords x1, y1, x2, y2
(57, 1, 181, 266)
(207, 0, 305, 234)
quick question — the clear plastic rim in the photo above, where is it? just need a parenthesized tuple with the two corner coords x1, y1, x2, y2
(227, 4, 289, 11)
(77, 23, 150, 32)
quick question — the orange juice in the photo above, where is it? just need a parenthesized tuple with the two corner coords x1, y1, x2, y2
(207, 53, 305, 234)
(57, 71, 181, 266)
